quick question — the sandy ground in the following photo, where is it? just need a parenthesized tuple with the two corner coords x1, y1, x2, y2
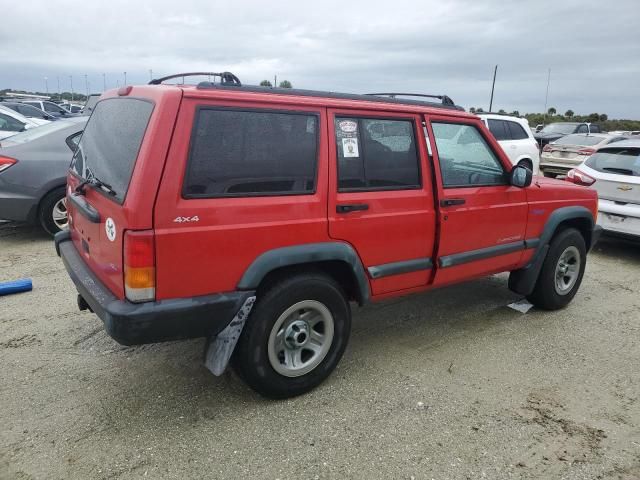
(0, 221, 639, 480)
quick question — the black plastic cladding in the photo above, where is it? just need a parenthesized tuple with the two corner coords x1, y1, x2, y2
(195, 83, 465, 111)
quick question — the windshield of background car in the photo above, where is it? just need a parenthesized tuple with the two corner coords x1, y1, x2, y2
(70, 98, 153, 204)
(554, 135, 605, 146)
(540, 124, 577, 134)
(0, 118, 85, 145)
(585, 148, 640, 177)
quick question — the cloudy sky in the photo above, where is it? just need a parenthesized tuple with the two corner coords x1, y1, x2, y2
(1, 0, 639, 117)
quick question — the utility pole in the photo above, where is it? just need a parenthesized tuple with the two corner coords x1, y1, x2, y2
(44, 77, 49, 95)
(124, 71, 127, 85)
(274, 75, 277, 88)
(543, 68, 551, 126)
(488, 65, 498, 112)
(57, 76, 60, 95)
(69, 75, 74, 102)
(84, 74, 89, 97)
(102, 73, 106, 91)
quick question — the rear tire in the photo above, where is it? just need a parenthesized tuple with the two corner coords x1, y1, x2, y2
(233, 272, 351, 399)
(39, 187, 68, 236)
(527, 228, 586, 310)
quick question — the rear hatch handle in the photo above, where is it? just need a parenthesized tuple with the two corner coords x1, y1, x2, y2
(69, 193, 101, 223)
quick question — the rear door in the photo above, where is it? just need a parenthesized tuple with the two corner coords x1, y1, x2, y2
(67, 89, 181, 299)
(425, 115, 528, 286)
(327, 109, 436, 296)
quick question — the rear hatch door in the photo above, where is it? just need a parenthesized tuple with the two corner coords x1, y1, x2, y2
(66, 87, 181, 299)
(585, 146, 640, 204)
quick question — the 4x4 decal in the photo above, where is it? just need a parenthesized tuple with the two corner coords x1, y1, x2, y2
(173, 215, 200, 223)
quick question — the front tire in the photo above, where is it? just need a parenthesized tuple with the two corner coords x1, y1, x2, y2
(233, 272, 351, 399)
(39, 187, 68, 236)
(527, 228, 586, 310)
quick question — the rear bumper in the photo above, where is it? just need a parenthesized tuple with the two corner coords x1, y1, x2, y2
(55, 231, 255, 346)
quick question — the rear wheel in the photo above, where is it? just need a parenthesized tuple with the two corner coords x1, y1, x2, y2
(39, 187, 68, 236)
(233, 272, 351, 399)
(527, 228, 586, 310)
(518, 158, 533, 171)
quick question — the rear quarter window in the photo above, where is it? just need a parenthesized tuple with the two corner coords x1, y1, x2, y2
(506, 121, 529, 140)
(183, 108, 318, 197)
(70, 98, 153, 203)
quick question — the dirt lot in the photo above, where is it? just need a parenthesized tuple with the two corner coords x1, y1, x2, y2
(0, 221, 639, 480)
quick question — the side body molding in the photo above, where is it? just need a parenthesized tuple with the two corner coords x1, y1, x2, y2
(509, 205, 595, 295)
(237, 242, 370, 304)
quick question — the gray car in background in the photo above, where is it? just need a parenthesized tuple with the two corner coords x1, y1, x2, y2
(0, 117, 87, 235)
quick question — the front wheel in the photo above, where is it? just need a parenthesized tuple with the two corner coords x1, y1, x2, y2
(527, 228, 586, 310)
(39, 187, 68, 236)
(233, 272, 351, 399)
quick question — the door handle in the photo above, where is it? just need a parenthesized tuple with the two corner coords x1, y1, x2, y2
(440, 198, 465, 207)
(336, 203, 369, 213)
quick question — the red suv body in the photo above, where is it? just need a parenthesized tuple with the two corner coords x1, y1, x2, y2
(56, 77, 601, 398)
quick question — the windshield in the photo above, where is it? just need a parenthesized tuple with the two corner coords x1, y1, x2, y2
(585, 148, 640, 176)
(540, 123, 577, 134)
(70, 98, 153, 203)
(0, 117, 85, 145)
(554, 135, 605, 146)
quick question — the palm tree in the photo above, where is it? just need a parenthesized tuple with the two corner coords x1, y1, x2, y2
(564, 109, 574, 118)
(278, 80, 293, 88)
(547, 107, 556, 115)
(259, 80, 272, 87)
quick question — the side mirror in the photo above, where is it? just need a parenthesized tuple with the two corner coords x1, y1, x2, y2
(511, 165, 532, 188)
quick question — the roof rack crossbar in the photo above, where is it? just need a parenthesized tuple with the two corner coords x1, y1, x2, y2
(149, 71, 241, 86)
(366, 93, 455, 106)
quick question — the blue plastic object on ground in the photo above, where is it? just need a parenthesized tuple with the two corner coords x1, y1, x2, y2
(0, 278, 33, 296)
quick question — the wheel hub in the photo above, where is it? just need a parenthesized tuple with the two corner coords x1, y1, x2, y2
(285, 320, 310, 348)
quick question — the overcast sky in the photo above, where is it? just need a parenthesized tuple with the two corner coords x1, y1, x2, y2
(1, 0, 639, 118)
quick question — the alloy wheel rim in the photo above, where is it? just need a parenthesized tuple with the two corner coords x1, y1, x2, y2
(554, 246, 580, 295)
(52, 198, 68, 230)
(267, 300, 334, 377)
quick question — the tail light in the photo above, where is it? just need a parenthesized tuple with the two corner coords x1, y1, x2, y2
(577, 148, 596, 156)
(124, 230, 155, 303)
(542, 144, 552, 152)
(566, 169, 596, 186)
(0, 156, 17, 173)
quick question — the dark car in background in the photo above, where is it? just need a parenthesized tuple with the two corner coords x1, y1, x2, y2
(21, 100, 77, 118)
(0, 117, 87, 234)
(0, 101, 58, 121)
(534, 122, 602, 146)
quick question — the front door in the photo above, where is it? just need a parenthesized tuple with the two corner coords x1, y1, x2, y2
(425, 115, 529, 287)
(327, 109, 437, 296)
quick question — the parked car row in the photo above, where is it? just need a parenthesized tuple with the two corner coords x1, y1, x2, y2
(0, 104, 50, 140)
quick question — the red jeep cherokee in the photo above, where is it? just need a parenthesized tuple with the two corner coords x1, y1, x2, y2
(56, 72, 601, 398)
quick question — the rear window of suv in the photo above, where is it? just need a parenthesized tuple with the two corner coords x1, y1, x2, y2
(183, 108, 318, 197)
(70, 98, 153, 203)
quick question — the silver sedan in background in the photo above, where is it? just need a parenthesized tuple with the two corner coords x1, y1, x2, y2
(0, 117, 87, 235)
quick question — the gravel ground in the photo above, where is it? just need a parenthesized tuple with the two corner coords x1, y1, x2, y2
(1, 221, 639, 480)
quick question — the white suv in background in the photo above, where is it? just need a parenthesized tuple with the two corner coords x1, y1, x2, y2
(478, 113, 540, 174)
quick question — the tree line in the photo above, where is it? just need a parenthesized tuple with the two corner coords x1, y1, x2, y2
(468, 106, 640, 131)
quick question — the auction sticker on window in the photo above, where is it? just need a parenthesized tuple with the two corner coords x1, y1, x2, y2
(342, 138, 359, 157)
(338, 120, 358, 133)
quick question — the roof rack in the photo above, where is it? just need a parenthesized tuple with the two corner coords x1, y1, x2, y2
(366, 93, 455, 106)
(195, 83, 465, 111)
(149, 71, 241, 86)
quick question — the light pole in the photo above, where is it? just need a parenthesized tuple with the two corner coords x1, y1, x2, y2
(123, 71, 127, 85)
(44, 77, 49, 95)
(102, 73, 106, 91)
(69, 75, 74, 102)
(56, 76, 60, 96)
(84, 74, 89, 97)
(488, 65, 498, 112)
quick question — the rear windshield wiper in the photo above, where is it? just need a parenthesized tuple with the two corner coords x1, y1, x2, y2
(75, 176, 117, 197)
(602, 167, 636, 176)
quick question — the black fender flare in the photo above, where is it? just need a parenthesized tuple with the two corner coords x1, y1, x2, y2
(509, 206, 595, 295)
(237, 242, 370, 304)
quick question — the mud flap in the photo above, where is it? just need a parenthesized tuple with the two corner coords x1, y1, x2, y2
(204, 296, 256, 376)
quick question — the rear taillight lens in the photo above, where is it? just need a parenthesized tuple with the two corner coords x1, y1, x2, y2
(0, 156, 17, 173)
(566, 169, 596, 186)
(542, 144, 552, 152)
(124, 230, 155, 303)
(577, 148, 596, 156)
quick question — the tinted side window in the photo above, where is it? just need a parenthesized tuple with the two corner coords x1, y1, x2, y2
(184, 109, 318, 197)
(487, 119, 510, 141)
(0, 113, 25, 132)
(576, 125, 589, 133)
(431, 122, 506, 188)
(335, 117, 420, 191)
(506, 121, 529, 140)
(590, 125, 601, 133)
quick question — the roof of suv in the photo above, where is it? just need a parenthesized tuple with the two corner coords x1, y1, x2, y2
(477, 113, 529, 124)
